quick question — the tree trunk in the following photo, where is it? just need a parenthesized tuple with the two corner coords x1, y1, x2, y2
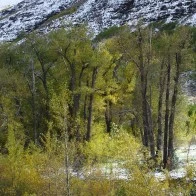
(137, 28, 155, 157)
(105, 100, 112, 133)
(67, 63, 77, 140)
(86, 67, 98, 141)
(157, 62, 166, 150)
(168, 53, 181, 168)
(83, 80, 89, 121)
(147, 101, 155, 157)
(141, 72, 149, 147)
(31, 60, 37, 144)
(137, 29, 149, 148)
(25, 59, 38, 144)
(33, 45, 51, 121)
(163, 57, 171, 169)
(64, 117, 70, 196)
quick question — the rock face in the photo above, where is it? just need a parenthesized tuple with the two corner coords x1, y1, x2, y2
(0, 0, 196, 41)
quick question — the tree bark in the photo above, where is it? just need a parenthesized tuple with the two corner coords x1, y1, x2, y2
(83, 80, 89, 121)
(163, 56, 171, 169)
(157, 61, 166, 150)
(105, 100, 112, 134)
(32, 45, 51, 120)
(31, 60, 37, 144)
(138, 29, 149, 148)
(168, 53, 181, 167)
(147, 101, 155, 157)
(86, 67, 98, 141)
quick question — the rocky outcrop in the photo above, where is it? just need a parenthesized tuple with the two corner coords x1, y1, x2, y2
(0, 0, 196, 41)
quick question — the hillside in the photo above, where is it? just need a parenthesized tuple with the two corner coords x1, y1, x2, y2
(0, 0, 196, 41)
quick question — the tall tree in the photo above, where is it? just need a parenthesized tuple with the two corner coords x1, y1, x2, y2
(113, 26, 155, 157)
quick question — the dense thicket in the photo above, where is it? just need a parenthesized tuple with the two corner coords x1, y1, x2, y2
(0, 25, 195, 195)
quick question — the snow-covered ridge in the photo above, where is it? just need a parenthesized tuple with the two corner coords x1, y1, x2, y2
(0, 0, 196, 41)
(66, 0, 196, 34)
(0, 0, 79, 41)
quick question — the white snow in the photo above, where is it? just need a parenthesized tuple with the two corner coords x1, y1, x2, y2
(0, 0, 23, 10)
(0, 0, 196, 41)
(69, 144, 196, 181)
(0, 0, 78, 41)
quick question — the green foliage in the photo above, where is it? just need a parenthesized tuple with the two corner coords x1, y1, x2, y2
(190, 27, 196, 52)
(0, 128, 43, 195)
(160, 22, 177, 33)
(13, 31, 27, 42)
(44, 6, 78, 24)
(150, 21, 177, 34)
(187, 104, 196, 134)
(189, 71, 196, 81)
(84, 124, 140, 163)
(95, 26, 126, 41)
(190, 183, 196, 196)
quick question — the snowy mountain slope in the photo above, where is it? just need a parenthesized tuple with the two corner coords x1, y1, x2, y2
(0, 0, 196, 41)
(66, 0, 196, 34)
(0, 0, 80, 41)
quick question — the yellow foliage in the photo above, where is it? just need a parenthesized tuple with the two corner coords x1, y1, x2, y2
(84, 124, 140, 164)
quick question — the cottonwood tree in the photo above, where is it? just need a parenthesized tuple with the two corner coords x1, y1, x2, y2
(51, 27, 95, 141)
(161, 28, 190, 169)
(113, 26, 156, 157)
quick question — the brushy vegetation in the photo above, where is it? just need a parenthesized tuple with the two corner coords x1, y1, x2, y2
(0, 127, 195, 195)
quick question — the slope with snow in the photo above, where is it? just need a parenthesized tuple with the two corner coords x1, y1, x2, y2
(65, 0, 196, 33)
(0, 0, 196, 41)
(0, 0, 79, 41)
